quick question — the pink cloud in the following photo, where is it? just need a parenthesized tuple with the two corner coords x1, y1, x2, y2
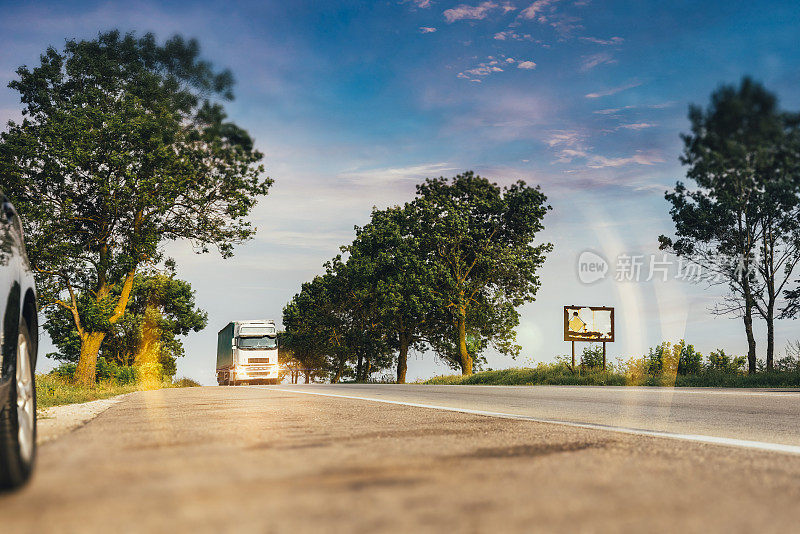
(519, 0, 560, 19)
(443, 1, 499, 22)
(419, 26, 437, 33)
(517, 60, 537, 69)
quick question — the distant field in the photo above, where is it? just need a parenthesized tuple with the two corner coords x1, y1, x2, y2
(423, 366, 800, 388)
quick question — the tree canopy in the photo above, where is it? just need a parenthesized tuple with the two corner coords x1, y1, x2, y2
(282, 171, 551, 381)
(413, 172, 552, 374)
(0, 31, 270, 383)
(660, 77, 800, 372)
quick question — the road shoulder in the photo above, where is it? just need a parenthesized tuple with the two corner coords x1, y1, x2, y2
(37, 393, 133, 445)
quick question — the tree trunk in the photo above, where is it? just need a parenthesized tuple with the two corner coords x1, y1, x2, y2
(766, 306, 775, 372)
(765, 266, 776, 371)
(364, 355, 371, 381)
(743, 279, 757, 374)
(75, 332, 106, 386)
(333, 354, 345, 383)
(397, 332, 409, 384)
(356, 353, 364, 382)
(73, 269, 138, 386)
(457, 308, 472, 375)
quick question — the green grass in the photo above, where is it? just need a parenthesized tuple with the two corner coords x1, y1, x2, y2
(422, 365, 800, 388)
(36, 374, 202, 411)
(424, 366, 627, 386)
(36, 374, 140, 411)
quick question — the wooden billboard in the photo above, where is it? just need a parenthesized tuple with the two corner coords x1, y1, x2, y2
(563, 305, 615, 343)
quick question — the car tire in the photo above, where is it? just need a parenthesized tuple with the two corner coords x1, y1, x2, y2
(0, 316, 37, 490)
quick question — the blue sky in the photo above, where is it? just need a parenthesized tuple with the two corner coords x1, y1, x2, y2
(1, 0, 799, 383)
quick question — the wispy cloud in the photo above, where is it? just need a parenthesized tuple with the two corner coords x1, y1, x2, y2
(493, 30, 534, 41)
(545, 130, 584, 147)
(554, 148, 590, 163)
(580, 36, 624, 45)
(618, 122, 656, 130)
(517, 60, 537, 69)
(587, 150, 664, 168)
(580, 52, 615, 71)
(593, 105, 635, 114)
(518, 0, 583, 37)
(585, 81, 642, 98)
(419, 26, 437, 33)
(444, 1, 499, 22)
(339, 162, 457, 185)
(593, 102, 675, 114)
(544, 129, 663, 168)
(545, 130, 591, 163)
(412, 0, 433, 7)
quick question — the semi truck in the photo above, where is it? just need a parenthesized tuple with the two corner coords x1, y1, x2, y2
(216, 320, 280, 385)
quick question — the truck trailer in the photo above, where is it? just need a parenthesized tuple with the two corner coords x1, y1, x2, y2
(216, 320, 280, 385)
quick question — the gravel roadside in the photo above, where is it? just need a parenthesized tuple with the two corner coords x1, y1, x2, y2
(36, 393, 133, 445)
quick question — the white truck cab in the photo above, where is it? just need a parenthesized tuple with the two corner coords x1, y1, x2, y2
(216, 320, 280, 385)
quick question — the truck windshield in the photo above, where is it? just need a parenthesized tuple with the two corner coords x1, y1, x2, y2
(238, 336, 278, 349)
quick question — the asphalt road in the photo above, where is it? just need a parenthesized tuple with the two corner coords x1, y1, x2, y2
(2, 385, 800, 533)
(274, 384, 800, 449)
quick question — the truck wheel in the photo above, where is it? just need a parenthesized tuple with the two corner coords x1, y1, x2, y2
(0, 316, 37, 490)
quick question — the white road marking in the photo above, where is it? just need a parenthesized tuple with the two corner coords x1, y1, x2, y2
(432, 385, 800, 398)
(266, 387, 800, 456)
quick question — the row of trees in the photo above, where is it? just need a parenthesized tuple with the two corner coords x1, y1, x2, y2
(0, 31, 270, 383)
(660, 77, 800, 373)
(281, 172, 552, 383)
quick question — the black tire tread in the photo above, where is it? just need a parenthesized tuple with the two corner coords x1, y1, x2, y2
(0, 316, 36, 490)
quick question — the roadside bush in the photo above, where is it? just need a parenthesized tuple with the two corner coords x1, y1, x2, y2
(172, 377, 201, 387)
(52, 362, 77, 380)
(677, 342, 702, 375)
(580, 345, 604, 370)
(707, 349, 746, 373)
(52, 358, 139, 385)
(96, 357, 120, 381)
(115, 365, 138, 385)
(774, 341, 800, 372)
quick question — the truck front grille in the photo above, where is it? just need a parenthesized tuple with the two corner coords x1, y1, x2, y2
(248, 358, 270, 364)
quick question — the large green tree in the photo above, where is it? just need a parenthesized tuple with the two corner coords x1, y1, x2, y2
(0, 31, 270, 384)
(660, 78, 800, 372)
(282, 271, 349, 382)
(346, 205, 438, 383)
(413, 172, 552, 375)
(282, 258, 394, 383)
(45, 271, 208, 379)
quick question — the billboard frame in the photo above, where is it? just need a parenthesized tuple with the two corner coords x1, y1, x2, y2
(563, 305, 615, 370)
(563, 305, 615, 342)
